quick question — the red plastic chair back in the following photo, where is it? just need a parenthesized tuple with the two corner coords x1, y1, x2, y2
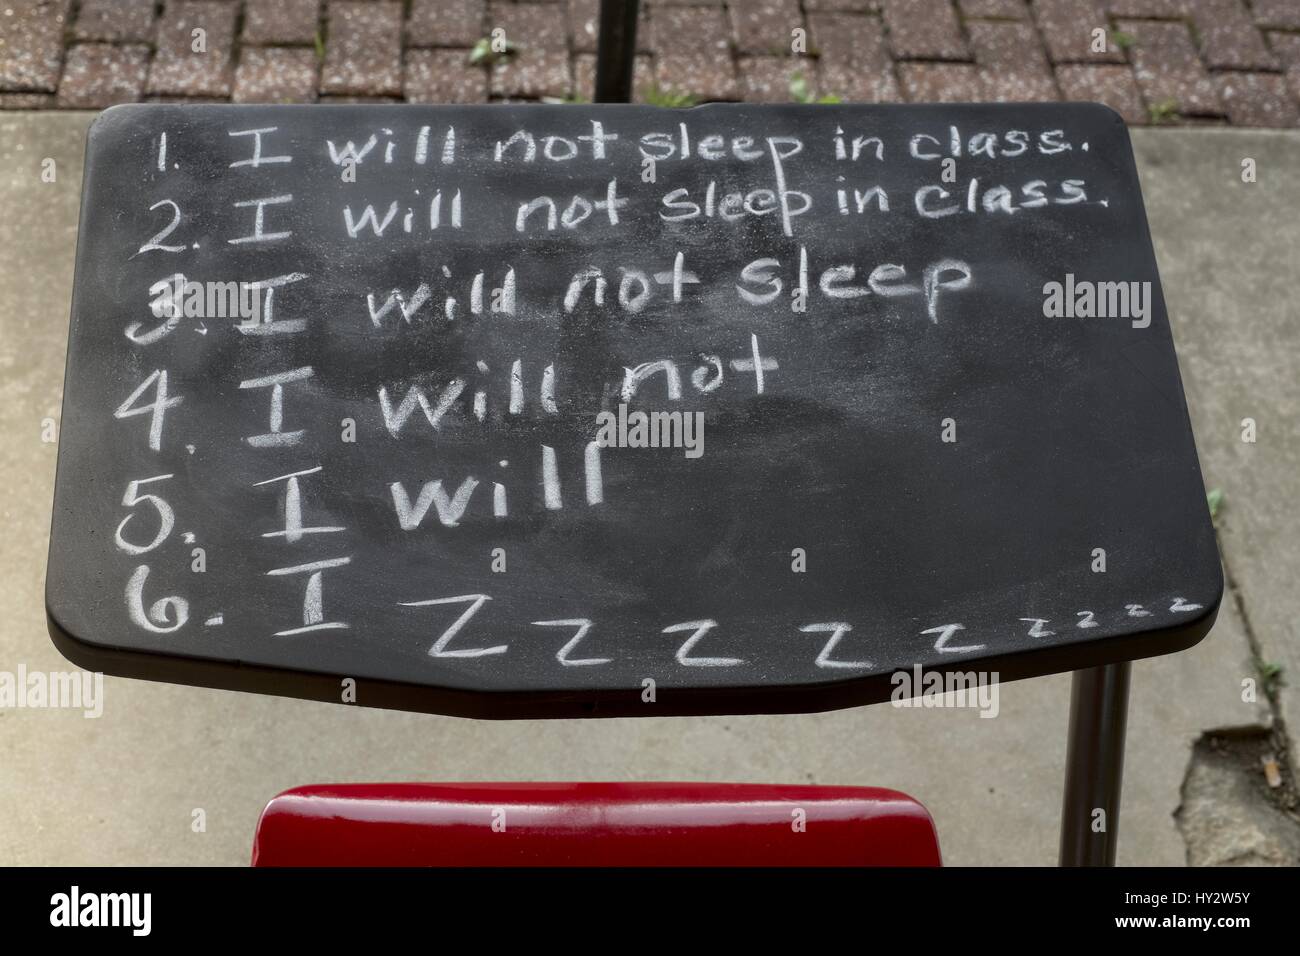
(252, 782, 941, 866)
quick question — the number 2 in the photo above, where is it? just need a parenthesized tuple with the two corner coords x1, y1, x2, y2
(136, 199, 186, 254)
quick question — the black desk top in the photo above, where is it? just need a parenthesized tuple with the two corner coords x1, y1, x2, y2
(47, 102, 1221, 718)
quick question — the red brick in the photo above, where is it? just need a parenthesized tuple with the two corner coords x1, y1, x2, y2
(882, 0, 969, 61)
(147, 1, 238, 97)
(489, 47, 570, 98)
(243, 0, 320, 46)
(1213, 71, 1299, 126)
(73, 0, 155, 42)
(318, 94, 401, 103)
(650, 5, 731, 54)
(1055, 63, 1147, 123)
(1269, 34, 1300, 104)
(959, 0, 1026, 16)
(737, 55, 799, 102)
(573, 49, 593, 98)
(0, 0, 69, 92)
(321, 1, 403, 96)
(969, 21, 1059, 100)
(819, 61, 901, 101)
(813, 15, 899, 101)
(803, 0, 879, 9)
(233, 47, 319, 103)
(1253, 0, 1300, 29)
(1119, 19, 1223, 116)
(488, 1, 568, 51)
(57, 43, 149, 107)
(654, 51, 739, 101)
(1034, 0, 1125, 63)
(898, 62, 982, 101)
(404, 48, 487, 102)
(1271, 32, 1300, 69)
(1181, 0, 1277, 70)
(808, 12, 891, 64)
(1103, 0, 1179, 13)
(0, 92, 56, 106)
(569, 0, 599, 53)
(408, 0, 485, 48)
(729, 0, 803, 56)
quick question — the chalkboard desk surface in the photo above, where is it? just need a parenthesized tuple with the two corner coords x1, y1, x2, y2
(47, 103, 1221, 718)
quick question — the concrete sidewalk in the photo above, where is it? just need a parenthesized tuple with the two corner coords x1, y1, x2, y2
(0, 113, 1295, 866)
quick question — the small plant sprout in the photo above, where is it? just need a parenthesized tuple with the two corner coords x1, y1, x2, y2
(1206, 487, 1224, 522)
(470, 35, 518, 67)
(642, 85, 698, 108)
(789, 71, 841, 104)
(1110, 30, 1136, 52)
(1149, 98, 1179, 125)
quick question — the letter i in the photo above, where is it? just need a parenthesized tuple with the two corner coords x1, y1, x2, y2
(471, 272, 484, 313)
(585, 441, 603, 505)
(542, 445, 561, 510)
(510, 359, 523, 414)
(474, 361, 489, 421)
(494, 460, 508, 517)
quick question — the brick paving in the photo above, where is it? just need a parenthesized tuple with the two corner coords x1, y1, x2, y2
(146, 1, 237, 98)
(0, 0, 1294, 125)
(233, 46, 318, 102)
(73, 0, 154, 43)
(968, 20, 1059, 101)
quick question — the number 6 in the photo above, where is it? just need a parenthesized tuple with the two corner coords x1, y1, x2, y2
(125, 564, 188, 634)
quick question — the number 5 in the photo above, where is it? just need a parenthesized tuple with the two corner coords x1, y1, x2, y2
(115, 474, 175, 555)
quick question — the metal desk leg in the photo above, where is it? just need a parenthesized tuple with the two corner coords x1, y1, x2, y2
(1059, 661, 1131, 866)
(594, 0, 640, 104)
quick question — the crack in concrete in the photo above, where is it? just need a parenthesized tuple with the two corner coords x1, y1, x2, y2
(1174, 534, 1300, 864)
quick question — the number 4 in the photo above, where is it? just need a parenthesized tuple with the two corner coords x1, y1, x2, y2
(115, 369, 182, 451)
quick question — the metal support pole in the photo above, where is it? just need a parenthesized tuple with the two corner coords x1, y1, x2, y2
(1059, 661, 1131, 866)
(594, 0, 640, 103)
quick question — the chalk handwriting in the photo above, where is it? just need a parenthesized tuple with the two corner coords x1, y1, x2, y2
(93, 110, 1188, 697)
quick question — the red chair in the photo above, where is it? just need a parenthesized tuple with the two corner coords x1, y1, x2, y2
(251, 782, 941, 866)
